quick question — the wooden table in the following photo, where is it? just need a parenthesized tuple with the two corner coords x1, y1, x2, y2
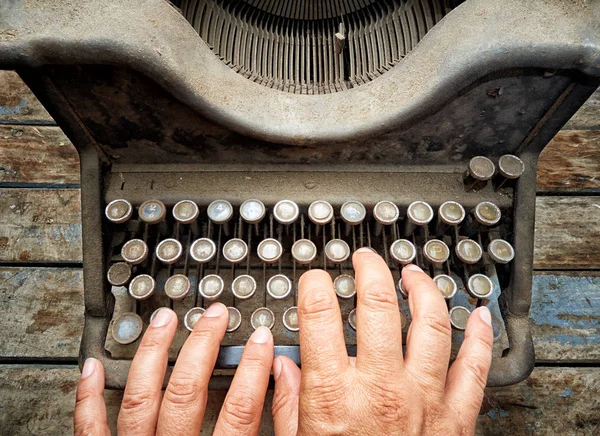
(1, 70, 598, 435)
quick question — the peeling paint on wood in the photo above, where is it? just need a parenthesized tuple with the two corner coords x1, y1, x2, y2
(564, 88, 600, 130)
(0, 71, 53, 124)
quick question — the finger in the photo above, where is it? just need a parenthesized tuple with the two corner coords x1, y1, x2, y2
(157, 302, 229, 436)
(214, 326, 274, 436)
(445, 306, 493, 431)
(74, 358, 111, 436)
(272, 356, 301, 436)
(298, 269, 348, 377)
(352, 248, 403, 373)
(403, 264, 452, 395)
(118, 308, 178, 435)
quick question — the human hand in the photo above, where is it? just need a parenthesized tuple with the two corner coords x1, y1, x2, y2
(271, 248, 494, 435)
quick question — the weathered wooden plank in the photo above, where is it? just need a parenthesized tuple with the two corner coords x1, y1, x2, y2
(0, 365, 597, 435)
(565, 88, 600, 130)
(0, 125, 79, 185)
(0, 71, 54, 124)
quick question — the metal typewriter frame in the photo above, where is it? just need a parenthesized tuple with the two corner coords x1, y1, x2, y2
(1, 0, 599, 388)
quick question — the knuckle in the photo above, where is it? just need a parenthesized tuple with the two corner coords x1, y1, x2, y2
(189, 322, 222, 342)
(299, 287, 336, 319)
(364, 380, 403, 424)
(74, 420, 105, 436)
(75, 384, 96, 405)
(221, 392, 261, 428)
(138, 332, 166, 353)
(302, 377, 346, 417)
(120, 387, 155, 413)
(272, 388, 296, 419)
(360, 278, 397, 309)
(240, 353, 270, 373)
(164, 375, 206, 406)
(464, 357, 490, 391)
(421, 311, 452, 338)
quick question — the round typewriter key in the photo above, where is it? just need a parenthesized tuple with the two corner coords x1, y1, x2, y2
(390, 239, 416, 264)
(424, 239, 450, 264)
(308, 200, 334, 225)
(121, 239, 148, 265)
(231, 274, 257, 300)
(190, 238, 217, 263)
(172, 200, 199, 224)
(267, 274, 293, 299)
(226, 307, 242, 333)
(292, 239, 317, 264)
(455, 239, 483, 264)
(498, 154, 525, 179)
(283, 306, 299, 332)
(325, 239, 350, 263)
(149, 307, 169, 324)
(474, 201, 501, 226)
(348, 308, 357, 330)
(251, 307, 275, 330)
(273, 200, 299, 225)
(397, 278, 408, 299)
(128, 274, 156, 300)
(222, 238, 248, 263)
(184, 307, 205, 332)
(438, 201, 466, 226)
(105, 199, 133, 224)
(407, 201, 434, 226)
(340, 200, 366, 225)
(467, 274, 494, 299)
(240, 199, 266, 224)
(373, 200, 399, 225)
(107, 262, 132, 286)
(156, 238, 183, 265)
(198, 274, 225, 300)
(467, 156, 495, 181)
(334, 274, 356, 299)
(207, 199, 233, 224)
(488, 239, 515, 264)
(433, 274, 457, 299)
(164, 274, 191, 300)
(139, 199, 167, 224)
(111, 312, 143, 345)
(257, 238, 283, 263)
(449, 306, 471, 331)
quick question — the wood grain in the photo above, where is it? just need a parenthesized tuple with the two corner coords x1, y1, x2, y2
(0, 71, 53, 124)
(565, 88, 600, 130)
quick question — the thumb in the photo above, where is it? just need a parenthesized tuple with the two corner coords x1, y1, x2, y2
(74, 358, 111, 436)
(272, 356, 301, 436)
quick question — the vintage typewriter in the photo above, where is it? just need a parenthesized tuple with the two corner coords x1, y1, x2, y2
(1, 0, 598, 388)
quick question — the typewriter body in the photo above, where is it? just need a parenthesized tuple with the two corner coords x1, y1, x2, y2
(1, 0, 598, 388)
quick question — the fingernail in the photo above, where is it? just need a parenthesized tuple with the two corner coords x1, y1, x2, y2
(81, 358, 97, 379)
(250, 325, 272, 344)
(404, 264, 423, 272)
(273, 357, 283, 380)
(204, 303, 227, 318)
(356, 247, 377, 254)
(151, 308, 173, 328)
(479, 306, 492, 327)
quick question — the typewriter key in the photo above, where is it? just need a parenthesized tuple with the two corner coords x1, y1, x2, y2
(184, 307, 206, 332)
(467, 274, 494, 299)
(488, 239, 515, 264)
(164, 274, 191, 300)
(455, 239, 483, 264)
(257, 238, 283, 263)
(348, 308, 357, 330)
(226, 307, 242, 333)
(111, 312, 143, 345)
(105, 199, 133, 224)
(438, 201, 466, 226)
(198, 274, 225, 300)
(433, 274, 457, 300)
(107, 262, 132, 286)
(139, 199, 167, 225)
(240, 199, 266, 224)
(121, 239, 148, 265)
(251, 307, 275, 330)
(292, 239, 317, 264)
(373, 200, 399, 225)
(474, 201, 501, 226)
(325, 239, 351, 263)
(273, 200, 299, 225)
(207, 200, 233, 225)
(172, 200, 199, 224)
(283, 306, 299, 332)
(340, 200, 366, 226)
(498, 154, 525, 180)
(231, 274, 257, 300)
(423, 239, 450, 265)
(267, 274, 293, 299)
(449, 306, 470, 331)
(190, 238, 217, 263)
(390, 239, 417, 264)
(405, 200, 434, 235)
(128, 274, 156, 300)
(308, 200, 334, 225)
(156, 238, 183, 265)
(465, 156, 495, 191)
(334, 274, 356, 299)
(222, 238, 248, 263)
(397, 278, 408, 299)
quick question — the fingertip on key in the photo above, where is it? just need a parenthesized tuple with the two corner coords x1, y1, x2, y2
(478, 306, 493, 327)
(204, 302, 227, 318)
(404, 264, 423, 272)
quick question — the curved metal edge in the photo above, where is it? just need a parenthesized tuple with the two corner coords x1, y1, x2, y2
(1, 0, 599, 145)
